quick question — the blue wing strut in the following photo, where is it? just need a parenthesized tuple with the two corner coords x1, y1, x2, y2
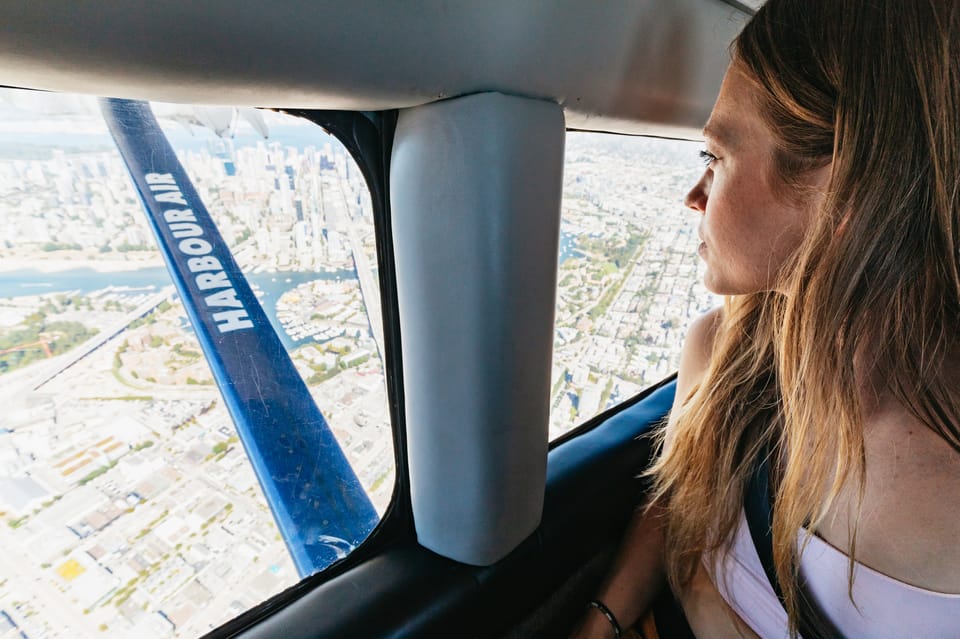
(100, 98, 378, 576)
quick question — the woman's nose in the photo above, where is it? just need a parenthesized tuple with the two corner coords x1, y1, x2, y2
(684, 172, 710, 212)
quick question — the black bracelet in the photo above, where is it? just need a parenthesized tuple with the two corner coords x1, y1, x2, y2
(587, 599, 622, 638)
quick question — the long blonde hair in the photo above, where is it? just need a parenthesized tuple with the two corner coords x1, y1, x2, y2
(648, 0, 960, 633)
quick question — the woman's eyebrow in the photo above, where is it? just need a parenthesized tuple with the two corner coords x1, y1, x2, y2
(702, 121, 737, 148)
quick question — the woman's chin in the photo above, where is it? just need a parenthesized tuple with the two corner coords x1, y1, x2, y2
(702, 271, 748, 297)
(701, 270, 726, 295)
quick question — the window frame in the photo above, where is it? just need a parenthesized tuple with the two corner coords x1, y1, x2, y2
(204, 108, 415, 638)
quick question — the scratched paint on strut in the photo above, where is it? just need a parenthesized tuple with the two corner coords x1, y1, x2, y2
(100, 98, 378, 576)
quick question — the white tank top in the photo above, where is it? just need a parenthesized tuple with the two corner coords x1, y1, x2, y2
(709, 510, 960, 638)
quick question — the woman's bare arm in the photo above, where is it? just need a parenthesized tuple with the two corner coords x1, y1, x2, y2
(568, 502, 668, 638)
(569, 310, 723, 638)
(681, 563, 760, 639)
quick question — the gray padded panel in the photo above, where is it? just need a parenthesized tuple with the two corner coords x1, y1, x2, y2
(391, 92, 564, 565)
(0, 1, 747, 137)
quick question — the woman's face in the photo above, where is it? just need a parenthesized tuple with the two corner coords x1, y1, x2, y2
(685, 65, 828, 295)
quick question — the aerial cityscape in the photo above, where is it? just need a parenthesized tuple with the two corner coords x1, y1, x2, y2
(0, 96, 718, 637)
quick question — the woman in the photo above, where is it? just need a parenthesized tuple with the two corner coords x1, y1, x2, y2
(573, 0, 960, 637)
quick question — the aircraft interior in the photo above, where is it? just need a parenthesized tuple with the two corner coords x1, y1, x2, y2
(0, 1, 762, 637)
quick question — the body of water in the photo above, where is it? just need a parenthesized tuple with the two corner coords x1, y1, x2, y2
(0, 266, 173, 299)
(559, 231, 583, 264)
(0, 265, 356, 351)
(249, 269, 355, 350)
(2, 232, 576, 349)
(4, 233, 579, 302)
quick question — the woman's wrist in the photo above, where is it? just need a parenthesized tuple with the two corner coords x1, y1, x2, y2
(572, 605, 621, 639)
(587, 599, 623, 638)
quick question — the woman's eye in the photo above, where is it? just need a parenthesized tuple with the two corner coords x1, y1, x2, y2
(699, 150, 717, 167)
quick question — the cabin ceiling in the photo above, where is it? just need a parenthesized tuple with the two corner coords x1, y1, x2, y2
(0, 0, 753, 138)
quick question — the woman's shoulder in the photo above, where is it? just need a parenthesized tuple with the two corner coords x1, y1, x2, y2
(671, 307, 723, 412)
(683, 308, 723, 362)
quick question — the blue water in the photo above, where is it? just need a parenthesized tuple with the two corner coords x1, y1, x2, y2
(0, 265, 356, 351)
(249, 269, 355, 350)
(559, 232, 582, 263)
(1, 231, 576, 350)
(0, 266, 172, 298)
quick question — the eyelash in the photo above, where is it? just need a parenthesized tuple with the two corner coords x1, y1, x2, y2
(699, 150, 717, 166)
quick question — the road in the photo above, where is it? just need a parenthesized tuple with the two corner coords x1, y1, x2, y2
(0, 287, 176, 406)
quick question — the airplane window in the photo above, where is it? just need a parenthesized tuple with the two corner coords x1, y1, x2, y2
(550, 133, 721, 440)
(0, 89, 393, 636)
